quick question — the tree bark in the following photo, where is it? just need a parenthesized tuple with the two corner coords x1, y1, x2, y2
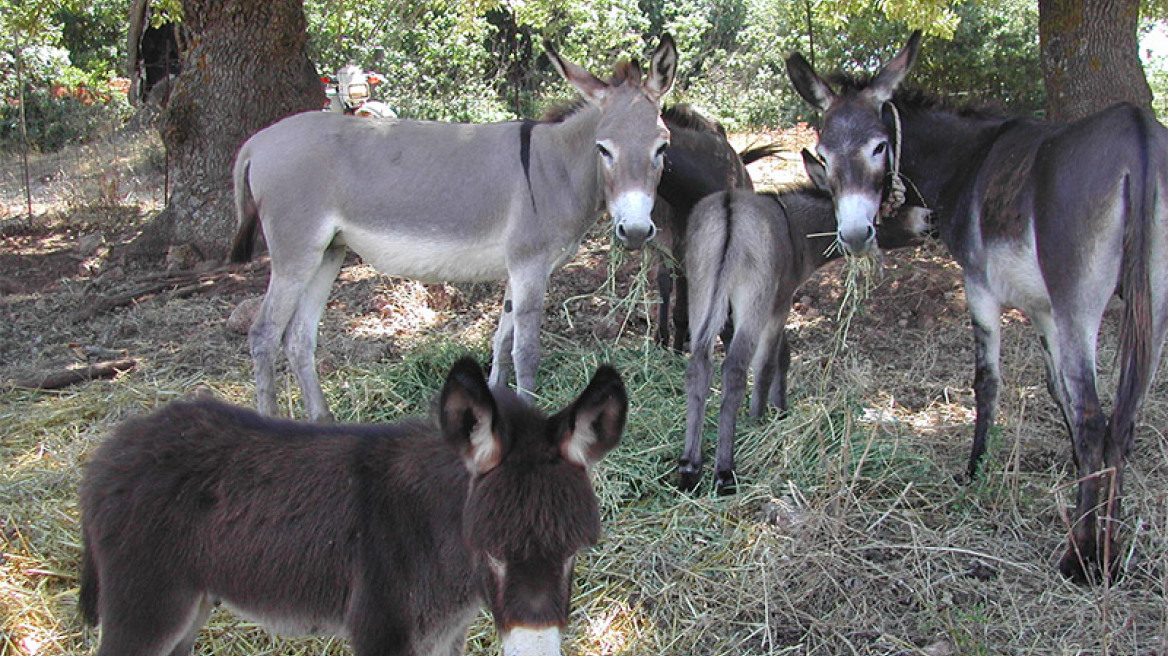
(1039, 0, 1152, 122)
(127, 0, 323, 263)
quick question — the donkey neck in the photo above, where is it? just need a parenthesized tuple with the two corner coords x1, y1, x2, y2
(774, 187, 841, 274)
(528, 104, 607, 219)
(896, 104, 1010, 216)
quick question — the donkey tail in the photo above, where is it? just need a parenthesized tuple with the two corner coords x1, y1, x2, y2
(688, 193, 737, 354)
(738, 143, 780, 167)
(228, 148, 260, 264)
(1112, 109, 1159, 445)
(79, 531, 100, 625)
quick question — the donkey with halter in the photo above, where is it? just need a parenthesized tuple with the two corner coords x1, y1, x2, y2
(230, 36, 676, 420)
(679, 153, 930, 493)
(651, 104, 778, 351)
(787, 32, 1168, 582)
(80, 357, 627, 656)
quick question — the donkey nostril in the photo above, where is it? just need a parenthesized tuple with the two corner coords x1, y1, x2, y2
(616, 224, 628, 240)
(865, 225, 876, 240)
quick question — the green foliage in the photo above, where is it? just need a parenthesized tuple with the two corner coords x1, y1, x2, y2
(54, 0, 124, 71)
(912, 0, 1043, 114)
(0, 85, 132, 152)
(814, 0, 960, 38)
(2, 0, 1048, 139)
(1, 0, 132, 152)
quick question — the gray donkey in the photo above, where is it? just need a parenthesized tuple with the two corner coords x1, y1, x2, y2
(679, 152, 930, 493)
(230, 36, 677, 420)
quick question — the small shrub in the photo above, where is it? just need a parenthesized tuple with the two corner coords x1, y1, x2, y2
(0, 87, 132, 153)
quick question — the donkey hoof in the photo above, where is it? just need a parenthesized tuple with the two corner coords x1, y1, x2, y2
(1058, 544, 1123, 586)
(714, 470, 737, 496)
(677, 461, 702, 492)
(1058, 549, 1098, 586)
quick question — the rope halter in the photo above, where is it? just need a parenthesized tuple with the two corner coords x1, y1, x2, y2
(879, 101, 907, 222)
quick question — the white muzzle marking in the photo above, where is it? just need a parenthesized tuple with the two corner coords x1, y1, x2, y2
(610, 191, 657, 248)
(501, 626, 562, 656)
(835, 192, 881, 252)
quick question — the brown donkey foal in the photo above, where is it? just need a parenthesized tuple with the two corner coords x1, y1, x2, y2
(79, 357, 627, 656)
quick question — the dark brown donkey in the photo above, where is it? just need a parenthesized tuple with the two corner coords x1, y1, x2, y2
(79, 357, 627, 656)
(787, 32, 1168, 582)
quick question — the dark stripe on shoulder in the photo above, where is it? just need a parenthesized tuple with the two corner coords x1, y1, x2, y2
(519, 120, 539, 210)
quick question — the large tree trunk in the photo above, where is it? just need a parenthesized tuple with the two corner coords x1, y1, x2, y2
(128, 0, 323, 263)
(1039, 0, 1152, 122)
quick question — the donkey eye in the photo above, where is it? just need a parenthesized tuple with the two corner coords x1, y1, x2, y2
(655, 143, 668, 159)
(596, 143, 614, 163)
(873, 142, 888, 157)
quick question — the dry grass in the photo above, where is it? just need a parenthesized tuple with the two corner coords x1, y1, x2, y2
(2, 122, 1167, 656)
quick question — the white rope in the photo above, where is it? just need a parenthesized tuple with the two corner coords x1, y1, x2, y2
(880, 101, 906, 221)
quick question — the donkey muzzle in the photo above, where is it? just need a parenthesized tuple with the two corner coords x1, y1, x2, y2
(501, 625, 562, 656)
(610, 191, 658, 250)
(835, 192, 880, 255)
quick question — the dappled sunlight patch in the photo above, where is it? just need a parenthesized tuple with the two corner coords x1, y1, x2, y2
(570, 596, 655, 655)
(349, 279, 442, 339)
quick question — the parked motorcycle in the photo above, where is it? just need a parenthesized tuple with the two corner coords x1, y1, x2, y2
(322, 64, 397, 118)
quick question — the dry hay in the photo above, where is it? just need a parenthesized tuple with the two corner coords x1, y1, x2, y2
(2, 125, 1167, 656)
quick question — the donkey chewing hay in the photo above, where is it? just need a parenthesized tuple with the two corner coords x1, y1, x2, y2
(787, 32, 1168, 582)
(79, 356, 627, 656)
(679, 155, 930, 493)
(230, 36, 677, 420)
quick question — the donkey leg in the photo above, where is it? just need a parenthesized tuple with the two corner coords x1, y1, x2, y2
(680, 337, 716, 491)
(347, 587, 413, 656)
(672, 274, 691, 352)
(507, 270, 550, 399)
(166, 598, 213, 656)
(94, 589, 208, 656)
(964, 281, 1002, 481)
(489, 285, 516, 389)
(284, 245, 346, 422)
(769, 331, 792, 415)
(1052, 339, 1108, 582)
(713, 326, 759, 495)
(656, 262, 673, 349)
(250, 272, 316, 417)
(751, 308, 791, 418)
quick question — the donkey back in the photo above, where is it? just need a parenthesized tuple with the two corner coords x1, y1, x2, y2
(79, 357, 627, 656)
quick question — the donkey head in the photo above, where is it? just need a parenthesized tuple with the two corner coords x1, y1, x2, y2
(547, 35, 677, 250)
(440, 357, 627, 656)
(787, 31, 921, 255)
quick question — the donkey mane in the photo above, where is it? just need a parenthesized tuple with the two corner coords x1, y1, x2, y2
(661, 104, 727, 136)
(762, 183, 831, 203)
(825, 71, 1005, 120)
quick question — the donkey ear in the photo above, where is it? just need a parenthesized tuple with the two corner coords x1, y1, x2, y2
(546, 39, 611, 104)
(440, 357, 503, 474)
(558, 365, 627, 468)
(867, 30, 921, 104)
(801, 148, 830, 191)
(785, 51, 835, 113)
(644, 33, 678, 102)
